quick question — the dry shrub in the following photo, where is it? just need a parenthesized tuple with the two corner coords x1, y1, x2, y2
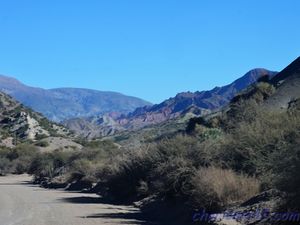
(152, 156, 196, 199)
(191, 167, 260, 209)
(99, 147, 156, 201)
(215, 109, 300, 175)
(98, 135, 210, 202)
(68, 158, 97, 181)
(271, 115, 300, 210)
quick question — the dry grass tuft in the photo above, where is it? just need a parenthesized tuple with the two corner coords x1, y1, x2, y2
(191, 167, 260, 208)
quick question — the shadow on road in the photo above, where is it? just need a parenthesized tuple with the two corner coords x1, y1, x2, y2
(82, 212, 161, 225)
(60, 196, 163, 225)
(0, 181, 36, 187)
(60, 196, 106, 204)
(59, 196, 128, 205)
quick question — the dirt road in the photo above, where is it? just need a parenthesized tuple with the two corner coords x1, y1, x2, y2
(0, 175, 154, 225)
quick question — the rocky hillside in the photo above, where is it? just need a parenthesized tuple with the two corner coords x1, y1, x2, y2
(264, 57, 300, 109)
(65, 68, 276, 139)
(0, 92, 75, 149)
(189, 56, 300, 134)
(0, 75, 152, 122)
(63, 114, 126, 139)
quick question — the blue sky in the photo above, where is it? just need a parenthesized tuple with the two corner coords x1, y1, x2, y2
(0, 1, 299, 103)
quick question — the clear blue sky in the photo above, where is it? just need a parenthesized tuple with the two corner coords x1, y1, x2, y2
(0, 1, 299, 103)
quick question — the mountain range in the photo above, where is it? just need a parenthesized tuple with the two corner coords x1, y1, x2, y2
(63, 68, 277, 138)
(1, 57, 300, 142)
(110, 57, 300, 149)
(0, 75, 152, 122)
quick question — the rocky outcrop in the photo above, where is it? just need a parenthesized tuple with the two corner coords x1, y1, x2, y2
(0, 92, 71, 147)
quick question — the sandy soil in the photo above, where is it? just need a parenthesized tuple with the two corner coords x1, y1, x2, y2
(0, 175, 156, 225)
